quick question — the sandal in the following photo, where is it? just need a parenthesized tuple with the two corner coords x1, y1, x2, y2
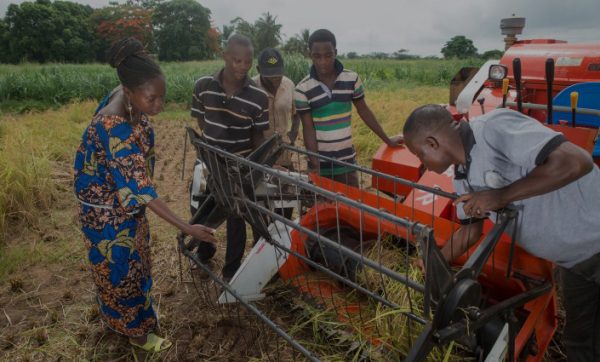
(130, 333, 172, 352)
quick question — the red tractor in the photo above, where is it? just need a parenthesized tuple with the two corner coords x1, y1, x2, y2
(370, 16, 600, 361)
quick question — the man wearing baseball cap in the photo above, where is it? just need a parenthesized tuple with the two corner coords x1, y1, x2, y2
(252, 48, 300, 221)
(253, 48, 301, 169)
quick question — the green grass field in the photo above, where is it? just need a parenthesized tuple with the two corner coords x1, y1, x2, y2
(0, 57, 482, 113)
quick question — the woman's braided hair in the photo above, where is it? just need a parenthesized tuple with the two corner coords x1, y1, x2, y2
(107, 37, 163, 89)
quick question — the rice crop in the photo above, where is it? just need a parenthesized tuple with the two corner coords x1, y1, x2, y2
(0, 102, 93, 244)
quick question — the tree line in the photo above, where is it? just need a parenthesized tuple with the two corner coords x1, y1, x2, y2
(0, 0, 502, 64)
(0, 0, 293, 63)
(0, 0, 221, 63)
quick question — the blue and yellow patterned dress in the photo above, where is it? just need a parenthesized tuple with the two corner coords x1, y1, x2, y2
(74, 114, 158, 337)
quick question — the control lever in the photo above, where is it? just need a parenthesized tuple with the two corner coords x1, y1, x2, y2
(513, 58, 523, 113)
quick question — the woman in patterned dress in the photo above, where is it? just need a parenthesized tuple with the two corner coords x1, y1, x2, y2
(74, 38, 216, 352)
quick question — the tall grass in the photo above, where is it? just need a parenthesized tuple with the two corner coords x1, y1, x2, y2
(0, 57, 483, 113)
(0, 102, 93, 244)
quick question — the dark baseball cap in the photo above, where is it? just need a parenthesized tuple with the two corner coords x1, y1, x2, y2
(257, 48, 284, 77)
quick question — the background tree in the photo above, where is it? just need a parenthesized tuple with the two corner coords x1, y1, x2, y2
(91, 3, 154, 60)
(2, 0, 96, 63)
(441, 35, 478, 59)
(125, 0, 163, 8)
(299, 29, 310, 50)
(253, 12, 281, 50)
(220, 24, 234, 47)
(0, 19, 9, 63)
(229, 17, 255, 42)
(229, 13, 283, 51)
(152, 0, 214, 61)
(345, 51, 359, 59)
(391, 49, 419, 60)
(480, 49, 504, 60)
(206, 26, 221, 56)
(369, 51, 389, 60)
(282, 36, 305, 55)
(282, 28, 309, 56)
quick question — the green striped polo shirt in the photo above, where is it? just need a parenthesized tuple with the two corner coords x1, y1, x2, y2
(294, 59, 364, 176)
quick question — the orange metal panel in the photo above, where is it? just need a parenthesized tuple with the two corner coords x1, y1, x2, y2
(371, 144, 422, 197)
(403, 169, 455, 219)
(546, 124, 598, 154)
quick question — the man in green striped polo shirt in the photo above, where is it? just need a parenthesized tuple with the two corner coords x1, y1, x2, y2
(294, 29, 402, 187)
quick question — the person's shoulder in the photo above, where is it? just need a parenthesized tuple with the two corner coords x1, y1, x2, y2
(280, 76, 296, 92)
(245, 81, 269, 109)
(93, 114, 127, 134)
(480, 108, 540, 130)
(248, 81, 269, 99)
(281, 76, 295, 86)
(194, 75, 214, 91)
(339, 68, 360, 81)
(295, 75, 314, 91)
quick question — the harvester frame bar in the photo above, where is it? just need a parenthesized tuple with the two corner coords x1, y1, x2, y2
(192, 137, 437, 237)
(284, 145, 459, 200)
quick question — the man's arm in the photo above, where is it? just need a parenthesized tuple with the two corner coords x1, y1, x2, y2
(440, 222, 484, 262)
(456, 142, 594, 217)
(288, 113, 301, 145)
(300, 112, 319, 171)
(251, 129, 266, 150)
(353, 98, 403, 147)
(251, 95, 270, 150)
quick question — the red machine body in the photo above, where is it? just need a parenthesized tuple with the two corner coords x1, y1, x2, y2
(277, 32, 599, 360)
(367, 37, 600, 360)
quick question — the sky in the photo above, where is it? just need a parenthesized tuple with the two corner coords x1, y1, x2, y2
(1, 0, 599, 56)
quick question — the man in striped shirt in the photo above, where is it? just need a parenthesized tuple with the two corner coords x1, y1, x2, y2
(295, 29, 402, 187)
(190, 34, 269, 281)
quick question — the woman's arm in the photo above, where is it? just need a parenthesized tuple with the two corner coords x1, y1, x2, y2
(147, 198, 216, 243)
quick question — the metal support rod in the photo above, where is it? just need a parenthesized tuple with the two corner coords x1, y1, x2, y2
(513, 58, 523, 113)
(477, 97, 485, 115)
(459, 210, 516, 278)
(545, 58, 554, 124)
(502, 101, 600, 117)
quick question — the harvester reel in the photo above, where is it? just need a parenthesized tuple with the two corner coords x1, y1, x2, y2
(408, 210, 553, 362)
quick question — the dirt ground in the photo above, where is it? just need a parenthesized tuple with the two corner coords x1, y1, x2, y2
(0, 119, 300, 361)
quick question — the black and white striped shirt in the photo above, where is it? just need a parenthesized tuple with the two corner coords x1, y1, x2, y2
(191, 69, 269, 154)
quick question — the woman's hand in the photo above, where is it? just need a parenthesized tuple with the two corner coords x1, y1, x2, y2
(185, 224, 218, 245)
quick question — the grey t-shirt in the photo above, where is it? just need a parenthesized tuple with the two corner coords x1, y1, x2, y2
(454, 108, 600, 268)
